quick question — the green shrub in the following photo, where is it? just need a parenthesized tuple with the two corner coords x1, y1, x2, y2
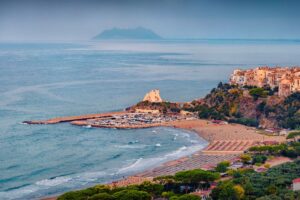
(162, 191, 176, 198)
(281, 149, 298, 158)
(112, 189, 151, 200)
(211, 181, 243, 200)
(178, 194, 201, 200)
(58, 191, 89, 200)
(240, 154, 252, 164)
(252, 155, 267, 164)
(287, 131, 300, 139)
(249, 88, 269, 100)
(257, 101, 266, 112)
(229, 118, 258, 127)
(174, 169, 220, 184)
(88, 193, 114, 200)
(138, 181, 163, 197)
(215, 161, 230, 173)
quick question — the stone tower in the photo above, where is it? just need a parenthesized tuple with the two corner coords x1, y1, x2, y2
(143, 89, 163, 102)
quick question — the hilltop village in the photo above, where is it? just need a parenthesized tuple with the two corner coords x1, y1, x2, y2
(230, 67, 300, 97)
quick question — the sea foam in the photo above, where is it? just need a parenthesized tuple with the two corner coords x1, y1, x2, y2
(36, 176, 72, 187)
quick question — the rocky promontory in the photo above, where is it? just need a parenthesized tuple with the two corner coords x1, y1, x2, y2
(143, 89, 163, 103)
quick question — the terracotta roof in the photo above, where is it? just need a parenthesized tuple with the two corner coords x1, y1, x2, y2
(293, 178, 300, 184)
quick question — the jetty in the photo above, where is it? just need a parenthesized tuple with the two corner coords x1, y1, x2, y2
(23, 111, 126, 124)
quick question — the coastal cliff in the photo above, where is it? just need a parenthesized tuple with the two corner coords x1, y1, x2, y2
(184, 82, 300, 129)
(128, 84, 299, 129)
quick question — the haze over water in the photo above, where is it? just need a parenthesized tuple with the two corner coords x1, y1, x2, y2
(1, 40, 300, 199)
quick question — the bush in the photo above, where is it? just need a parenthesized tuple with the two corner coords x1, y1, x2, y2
(287, 131, 300, 140)
(281, 149, 298, 158)
(249, 144, 287, 155)
(233, 185, 245, 200)
(58, 187, 102, 200)
(58, 191, 89, 200)
(174, 169, 220, 184)
(229, 118, 259, 127)
(162, 191, 176, 198)
(177, 194, 201, 200)
(249, 88, 269, 100)
(264, 164, 270, 168)
(89, 193, 114, 200)
(197, 105, 225, 120)
(240, 154, 251, 164)
(138, 181, 163, 197)
(256, 194, 282, 200)
(215, 161, 230, 173)
(257, 101, 266, 112)
(112, 190, 151, 200)
(252, 155, 267, 164)
(211, 181, 244, 200)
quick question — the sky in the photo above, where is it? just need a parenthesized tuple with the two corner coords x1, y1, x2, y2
(0, 0, 300, 41)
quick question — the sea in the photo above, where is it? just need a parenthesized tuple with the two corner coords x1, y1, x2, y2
(1, 39, 300, 199)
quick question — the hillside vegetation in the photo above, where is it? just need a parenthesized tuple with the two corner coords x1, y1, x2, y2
(211, 159, 300, 200)
(57, 169, 220, 200)
(57, 159, 300, 200)
(184, 82, 300, 129)
(131, 82, 299, 129)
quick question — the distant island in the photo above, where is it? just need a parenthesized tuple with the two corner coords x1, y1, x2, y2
(92, 27, 162, 40)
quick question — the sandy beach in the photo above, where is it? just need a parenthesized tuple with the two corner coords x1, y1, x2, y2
(133, 119, 285, 178)
(38, 113, 286, 200)
(166, 119, 285, 142)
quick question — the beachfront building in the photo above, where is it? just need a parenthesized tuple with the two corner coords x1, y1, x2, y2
(229, 67, 300, 97)
(292, 178, 300, 191)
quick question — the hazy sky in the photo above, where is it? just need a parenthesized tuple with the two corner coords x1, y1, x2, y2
(1, 0, 300, 41)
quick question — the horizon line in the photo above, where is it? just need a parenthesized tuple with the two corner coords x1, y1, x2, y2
(1, 38, 300, 43)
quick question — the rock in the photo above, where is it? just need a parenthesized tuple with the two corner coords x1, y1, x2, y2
(259, 116, 279, 129)
(143, 89, 163, 103)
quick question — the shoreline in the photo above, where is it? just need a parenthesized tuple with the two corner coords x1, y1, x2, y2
(35, 111, 286, 200)
(135, 119, 285, 177)
(41, 125, 208, 200)
(41, 125, 207, 200)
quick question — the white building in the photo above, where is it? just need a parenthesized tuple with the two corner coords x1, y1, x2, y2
(292, 178, 300, 191)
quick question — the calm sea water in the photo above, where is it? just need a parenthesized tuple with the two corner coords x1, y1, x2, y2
(1, 40, 300, 199)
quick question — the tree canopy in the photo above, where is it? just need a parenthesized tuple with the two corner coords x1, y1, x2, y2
(174, 169, 220, 184)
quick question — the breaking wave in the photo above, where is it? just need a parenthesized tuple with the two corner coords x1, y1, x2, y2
(117, 143, 205, 174)
(0, 171, 109, 200)
(35, 176, 72, 187)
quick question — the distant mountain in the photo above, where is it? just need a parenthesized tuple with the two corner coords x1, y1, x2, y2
(92, 27, 162, 40)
